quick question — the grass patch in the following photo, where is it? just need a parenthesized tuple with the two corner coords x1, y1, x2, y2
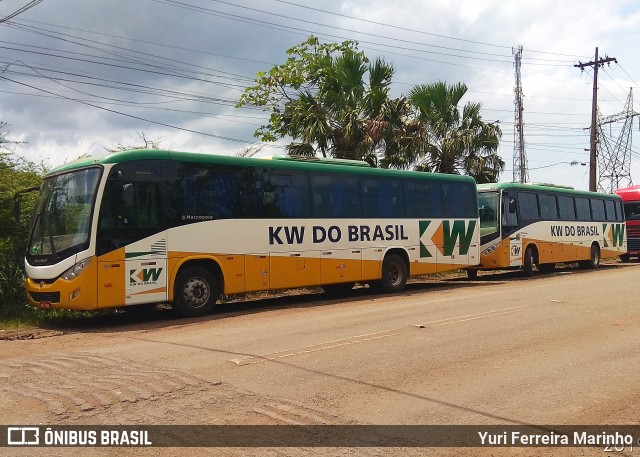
(0, 300, 98, 330)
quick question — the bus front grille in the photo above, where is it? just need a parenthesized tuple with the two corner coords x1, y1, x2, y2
(29, 292, 61, 303)
(627, 238, 640, 252)
(627, 226, 640, 237)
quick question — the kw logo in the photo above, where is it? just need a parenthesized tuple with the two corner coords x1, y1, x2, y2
(602, 223, 625, 248)
(129, 268, 163, 285)
(419, 220, 477, 258)
(511, 245, 521, 256)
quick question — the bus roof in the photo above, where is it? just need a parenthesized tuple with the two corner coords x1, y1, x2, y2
(477, 182, 622, 200)
(48, 149, 476, 184)
(615, 185, 640, 202)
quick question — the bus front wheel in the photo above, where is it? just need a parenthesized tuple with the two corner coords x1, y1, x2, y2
(377, 254, 408, 293)
(173, 266, 218, 317)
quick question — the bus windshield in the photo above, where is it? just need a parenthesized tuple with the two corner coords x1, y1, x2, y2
(623, 202, 640, 221)
(478, 191, 499, 237)
(28, 167, 102, 260)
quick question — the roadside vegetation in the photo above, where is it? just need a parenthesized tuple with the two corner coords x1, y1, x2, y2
(0, 127, 98, 329)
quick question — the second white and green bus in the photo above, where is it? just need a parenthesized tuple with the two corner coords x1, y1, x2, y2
(468, 182, 626, 278)
(24, 150, 480, 317)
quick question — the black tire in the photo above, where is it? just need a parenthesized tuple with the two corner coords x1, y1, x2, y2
(579, 244, 600, 269)
(322, 282, 355, 296)
(620, 253, 631, 262)
(172, 266, 218, 317)
(377, 254, 408, 293)
(466, 269, 478, 280)
(537, 263, 556, 274)
(522, 246, 535, 277)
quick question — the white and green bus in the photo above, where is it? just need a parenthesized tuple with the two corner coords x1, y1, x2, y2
(24, 150, 480, 317)
(468, 182, 626, 278)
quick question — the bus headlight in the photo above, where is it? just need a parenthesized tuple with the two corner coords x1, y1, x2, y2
(62, 258, 93, 281)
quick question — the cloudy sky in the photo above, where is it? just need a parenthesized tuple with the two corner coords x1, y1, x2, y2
(1, 0, 639, 191)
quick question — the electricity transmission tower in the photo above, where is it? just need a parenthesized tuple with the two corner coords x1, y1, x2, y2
(597, 88, 638, 192)
(512, 45, 528, 183)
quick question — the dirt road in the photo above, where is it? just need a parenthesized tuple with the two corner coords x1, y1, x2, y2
(2, 263, 639, 456)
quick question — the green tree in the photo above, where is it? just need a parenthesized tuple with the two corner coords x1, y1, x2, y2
(0, 123, 45, 309)
(0, 127, 44, 263)
(237, 36, 414, 165)
(408, 81, 504, 182)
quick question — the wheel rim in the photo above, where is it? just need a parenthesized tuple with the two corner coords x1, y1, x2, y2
(593, 247, 600, 265)
(387, 263, 402, 287)
(182, 277, 210, 309)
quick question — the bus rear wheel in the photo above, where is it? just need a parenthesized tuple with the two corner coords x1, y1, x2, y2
(173, 266, 218, 317)
(579, 244, 600, 270)
(377, 254, 408, 293)
(522, 246, 535, 277)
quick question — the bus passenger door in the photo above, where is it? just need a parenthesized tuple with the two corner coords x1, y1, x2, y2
(502, 193, 522, 267)
(509, 236, 523, 267)
(125, 237, 168, 306)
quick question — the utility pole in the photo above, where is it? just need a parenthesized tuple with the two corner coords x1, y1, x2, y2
(512, 45, 528, 183)
(574, 47, 617, 191)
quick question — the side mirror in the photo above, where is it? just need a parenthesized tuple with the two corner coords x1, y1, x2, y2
(13, 185, 41, 222)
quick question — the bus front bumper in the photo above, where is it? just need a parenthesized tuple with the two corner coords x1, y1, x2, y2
(25, 260, 98, 311)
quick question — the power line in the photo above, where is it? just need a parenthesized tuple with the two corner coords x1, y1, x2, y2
(0, 73, 274, 147)
(0, 0, 44, 24)
(268, 0, 590, 60)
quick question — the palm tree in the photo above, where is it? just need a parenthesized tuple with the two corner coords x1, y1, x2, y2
(261, 40, 414, 166)
(409, 81, 504, 182)
(283, 50, 410, 164)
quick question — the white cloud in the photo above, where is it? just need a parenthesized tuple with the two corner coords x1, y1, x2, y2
(0, 0, 637, 190)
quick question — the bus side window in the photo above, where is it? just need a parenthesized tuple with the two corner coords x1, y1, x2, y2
(518, 192, 539, 220)
(557, 195, 575, 220)
(592, 199, 606, 221)
(539, 194, 558, 220)
(382, 180, 405, 218)
(575, 197, 591, 221)
(442, 182, 475, 218)
(253, 169, 310, 218)
(331, 176, 360, 217)
(604, 199, 617, 221)
(617, 201, 625, 221)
